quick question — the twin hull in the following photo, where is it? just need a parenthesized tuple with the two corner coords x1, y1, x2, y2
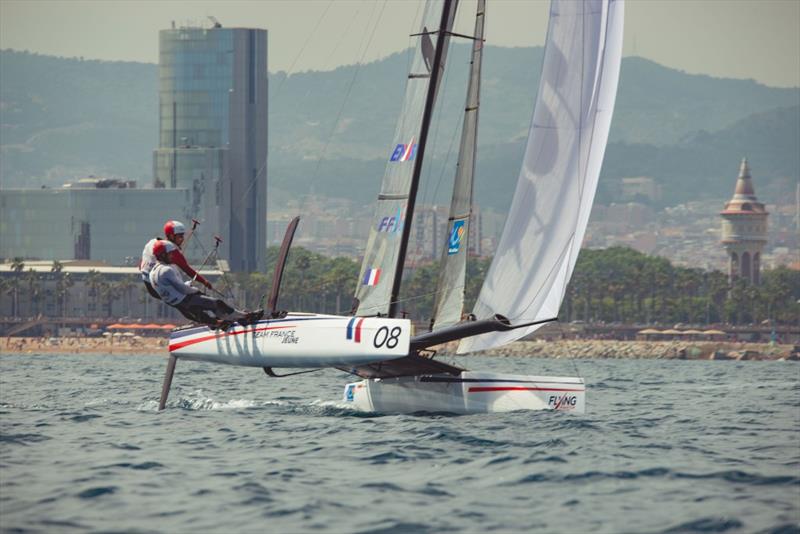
(168, 312, 586, 415)
(344, 372, 586, 414)
(169, 313, 410, 368)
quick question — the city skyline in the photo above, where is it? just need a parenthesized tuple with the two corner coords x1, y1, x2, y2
(1, 0, 798, 88)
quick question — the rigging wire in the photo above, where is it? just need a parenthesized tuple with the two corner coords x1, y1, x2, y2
(227, 0, 336, 241)
(417, 44, 456, 209)
(271, 0, 336, 101)
(321, 4, 363, 69)
(310, 0, 389, 184)
(395, 0, 427, 151)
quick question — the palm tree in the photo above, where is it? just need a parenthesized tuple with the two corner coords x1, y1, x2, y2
(24, 268, 42, 316)
(100, 282, 121, 317)
(9, 257, 24, 317)
(115, 275, 137, 316)
(86, 270, 105, 317)
(57, 272, 75, 319)
(323, 257, 359, 314)
(0, 277, 11, 316)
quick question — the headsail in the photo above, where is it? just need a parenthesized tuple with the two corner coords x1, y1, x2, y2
(431, 0, 485, 330)
(355, 0, 458, 317)
(459, 0, 624, 353)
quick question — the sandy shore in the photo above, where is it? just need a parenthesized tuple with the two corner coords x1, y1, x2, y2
(2, 336, 796, 361)
(2, 336, 167, 355)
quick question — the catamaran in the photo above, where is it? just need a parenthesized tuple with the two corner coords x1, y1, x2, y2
(159, 0, 624, 414)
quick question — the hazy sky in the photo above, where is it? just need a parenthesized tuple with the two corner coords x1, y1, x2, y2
(1, 0, 798, 88)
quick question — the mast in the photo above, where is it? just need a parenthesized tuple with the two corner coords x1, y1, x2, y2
(388, 0, 456, 318)
(431, 0, 485, 330)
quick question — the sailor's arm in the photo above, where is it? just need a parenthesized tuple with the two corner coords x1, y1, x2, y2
(166, 267, 201, 296)
(168, 249, 213, 289)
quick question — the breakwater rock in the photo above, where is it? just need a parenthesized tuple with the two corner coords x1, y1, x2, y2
(438, 340, 796, 361)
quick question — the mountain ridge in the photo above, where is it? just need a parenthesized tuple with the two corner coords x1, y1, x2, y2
(1, 47, 797, 209)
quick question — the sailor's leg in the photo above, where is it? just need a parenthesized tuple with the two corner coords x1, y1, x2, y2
(174, 301, 207, 324)
(180, 294, 226, 326)
(214, 299, 236, 317)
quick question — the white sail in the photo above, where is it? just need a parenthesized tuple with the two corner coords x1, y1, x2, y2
(431, 0, 485, 330)
(355, 0, 457, 317)
(459, 0, 624, 353)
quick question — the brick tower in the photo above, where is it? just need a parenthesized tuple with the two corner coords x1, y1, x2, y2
(720, 158, 768, 284)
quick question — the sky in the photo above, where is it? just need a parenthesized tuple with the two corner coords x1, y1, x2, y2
(0, 0, 798, 88)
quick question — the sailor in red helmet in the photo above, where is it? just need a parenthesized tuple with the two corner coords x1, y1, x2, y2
(162, 220, 214, 290)
(139, 220, 213, 299)
(149, 240, 261, 327)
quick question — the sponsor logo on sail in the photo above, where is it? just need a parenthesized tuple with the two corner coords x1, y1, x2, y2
(390, 138, 417, 162)
(362, 268, 381, 286)
(377, 207, 404, 234)
(448, 220, 466, 255)
(346, 317, 366, 343)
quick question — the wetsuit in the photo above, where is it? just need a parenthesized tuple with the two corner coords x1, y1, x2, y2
(140, 238, 213, 299)
(149, 262, 234, 326)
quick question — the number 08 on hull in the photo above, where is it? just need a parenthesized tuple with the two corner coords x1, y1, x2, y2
(168, 313, 411, 368)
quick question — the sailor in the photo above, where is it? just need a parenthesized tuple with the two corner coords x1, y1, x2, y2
(149, 240, 260, 327)
(139, 220, 214, 299)
(162, 220, 214, 290)
(139, 237, 175, 299)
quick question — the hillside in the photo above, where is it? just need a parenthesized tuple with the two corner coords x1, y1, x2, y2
(1, 47, 798, 208)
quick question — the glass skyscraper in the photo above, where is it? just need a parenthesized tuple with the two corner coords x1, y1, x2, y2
(153, 24, 268, 273)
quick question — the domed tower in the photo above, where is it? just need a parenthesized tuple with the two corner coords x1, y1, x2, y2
(720, 159, 768, 284)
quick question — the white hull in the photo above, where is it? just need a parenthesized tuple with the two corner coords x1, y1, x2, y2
(169, 313, 410, 368)
(343, 371, 585, 414)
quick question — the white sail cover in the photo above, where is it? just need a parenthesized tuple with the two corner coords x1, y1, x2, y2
(459, 0, 624, 353)
(355, 0, 457, 316)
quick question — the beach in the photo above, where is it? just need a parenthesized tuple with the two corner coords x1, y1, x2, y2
(1, 336, 167, 355)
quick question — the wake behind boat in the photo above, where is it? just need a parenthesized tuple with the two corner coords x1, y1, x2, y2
(158, 0, 623, 415)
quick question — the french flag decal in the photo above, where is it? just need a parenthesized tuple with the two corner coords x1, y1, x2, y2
(362, 268, 381, 286)
(346, 317, 365, 343)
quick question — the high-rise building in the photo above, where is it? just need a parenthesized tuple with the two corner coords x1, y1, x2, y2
(153, 23, 268, 272)
(720, 159, 768, 284)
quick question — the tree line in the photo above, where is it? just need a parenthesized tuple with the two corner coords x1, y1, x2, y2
(3, 246, 798, 326)
(240, 246, 798, 326)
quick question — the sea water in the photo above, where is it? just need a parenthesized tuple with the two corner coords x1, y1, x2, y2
(1, 353, 798, 533)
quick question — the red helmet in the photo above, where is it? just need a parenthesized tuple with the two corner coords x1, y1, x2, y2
(164, 220, 186, 241)
(153, 240, 171, 262)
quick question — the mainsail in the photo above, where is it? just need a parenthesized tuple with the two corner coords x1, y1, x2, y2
(431, 0, 485, 331)
(355, 0, 458, 317)
(459, 0, 624, 353)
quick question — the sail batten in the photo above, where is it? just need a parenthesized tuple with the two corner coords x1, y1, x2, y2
(458, 0, 624, 353)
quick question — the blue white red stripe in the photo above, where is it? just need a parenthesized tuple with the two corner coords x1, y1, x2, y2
(346, 317, 365, 343)
(400, 138, 415, 161)
(363, 268, 381, 286)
